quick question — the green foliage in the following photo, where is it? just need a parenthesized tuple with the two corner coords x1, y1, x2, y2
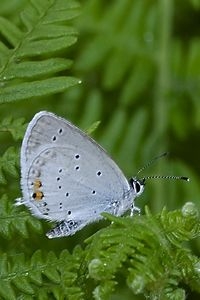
(0, 0, 199, 299)
(0, 248, 85, 299)
(0, 194, 42, 239)
(0, 0, 80, 103)
(85, 203, 200, 299)
(0, 203, 199, 299)
(0, 147, 19, 184)
(0, 116, 26, 140)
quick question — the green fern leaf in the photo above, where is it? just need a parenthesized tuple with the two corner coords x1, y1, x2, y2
(160, 202, 200, 246)
(0, 147, 19, 184)
(4, 58, 73, 80)
(0, 17, 22, 47)
(44, 252, 60, 283)
(84, 203, 200, 299)
(0, 116, 26, 140)
(12, 277, 34, 296)
(0, 195, 42, 239)
(0, 0, 80, 103)
(18, 36, 77, 58)
(0, 77, 80, 103)
(0, 248, 84, 299)
(85, 120, 101, 135)
(0, 279, 16, 300)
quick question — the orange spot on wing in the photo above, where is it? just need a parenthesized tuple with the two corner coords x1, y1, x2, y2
(34, 179, 42, 189)
(32, 191, 44, 200)
(32, 179, 44, 201)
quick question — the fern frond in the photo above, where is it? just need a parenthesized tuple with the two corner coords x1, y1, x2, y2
(0, 147, 19, 184)
(0, 0, 80, 103)
(0, 194, 42, 239)
(0, 77, 80, 103)
(1, 193, 199, 297)
(159, 202, 200, 246)
(0, 116, 26, 140)
(83, 203, 200, 299)
(171, 39, 200, 137)
(0, 248, 84, 299)
(85, 120, 101, 135)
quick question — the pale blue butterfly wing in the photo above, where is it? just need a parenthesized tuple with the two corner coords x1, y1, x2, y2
(19, 111, 141, 238)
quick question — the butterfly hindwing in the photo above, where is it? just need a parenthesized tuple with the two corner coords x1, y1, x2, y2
(20, 112, 135, 236)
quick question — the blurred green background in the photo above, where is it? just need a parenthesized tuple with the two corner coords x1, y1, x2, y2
(0, 0, 200, 299)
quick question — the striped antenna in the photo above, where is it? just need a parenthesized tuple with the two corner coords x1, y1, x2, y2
(143, 175, 189, 182)
(136, 153, 189, 182)
(136, 152, 169, 175)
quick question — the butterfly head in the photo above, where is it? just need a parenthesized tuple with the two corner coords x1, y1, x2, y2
(129, 152, 189, 199)
(129, 177, 145, 197)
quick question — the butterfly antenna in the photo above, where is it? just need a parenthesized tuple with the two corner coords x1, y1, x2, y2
(136, 153, 189, 182)
(136, 152, 169, 175)
(143, 175, 189, 182)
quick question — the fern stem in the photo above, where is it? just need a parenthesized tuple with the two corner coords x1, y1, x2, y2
(155, 0, 172, 135)
(152, 0, 173, 210)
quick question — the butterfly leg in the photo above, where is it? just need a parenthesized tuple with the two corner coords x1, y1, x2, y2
(130, 204, 140, 217)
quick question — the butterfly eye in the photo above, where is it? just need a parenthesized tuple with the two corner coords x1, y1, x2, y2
(135, 182, 141, 193)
